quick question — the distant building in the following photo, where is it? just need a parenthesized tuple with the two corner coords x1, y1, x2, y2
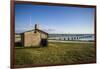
(15, 24, 48, 47)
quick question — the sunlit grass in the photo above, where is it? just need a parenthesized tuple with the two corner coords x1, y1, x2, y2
(15, 42, 96, 65)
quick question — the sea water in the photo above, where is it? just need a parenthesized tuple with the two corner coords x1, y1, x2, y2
(48, 34, 94, 41)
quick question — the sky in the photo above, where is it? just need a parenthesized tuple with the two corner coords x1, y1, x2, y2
(15, 4, 95, 34)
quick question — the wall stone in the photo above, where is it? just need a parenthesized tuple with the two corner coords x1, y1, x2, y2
(23, 30, 48, 47)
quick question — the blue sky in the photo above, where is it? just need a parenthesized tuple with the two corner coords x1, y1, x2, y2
(15, 4, 95, 34)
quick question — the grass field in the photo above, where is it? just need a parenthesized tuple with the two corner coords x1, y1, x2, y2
(15, 42, 96, 66)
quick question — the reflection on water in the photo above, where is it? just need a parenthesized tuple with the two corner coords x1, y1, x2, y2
(48, 34, 94, 41)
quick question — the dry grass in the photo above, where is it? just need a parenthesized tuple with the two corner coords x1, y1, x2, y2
(15, 42, 96, 65)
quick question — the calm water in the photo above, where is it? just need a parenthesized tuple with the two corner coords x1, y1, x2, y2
(48, 34, 94, 41)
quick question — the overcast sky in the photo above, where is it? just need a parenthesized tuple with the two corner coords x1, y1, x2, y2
(15, 4, 95, 34)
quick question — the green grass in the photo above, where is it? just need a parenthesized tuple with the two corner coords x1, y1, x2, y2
(15, 42, 96, 65)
